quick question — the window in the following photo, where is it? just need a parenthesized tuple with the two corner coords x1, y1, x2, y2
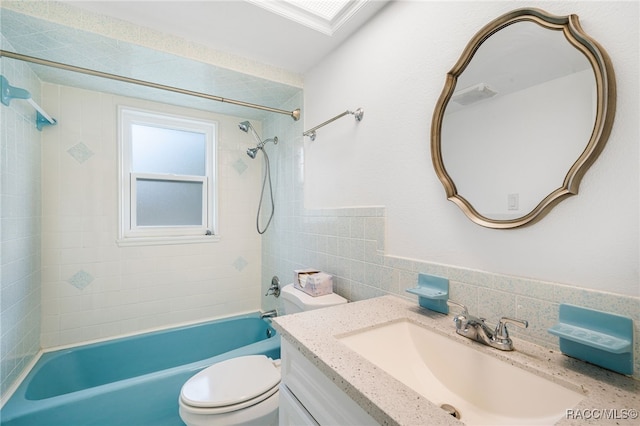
(118, 107, 217, 245)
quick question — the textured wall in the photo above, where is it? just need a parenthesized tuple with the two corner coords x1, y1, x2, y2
(1, 0, 302, 88)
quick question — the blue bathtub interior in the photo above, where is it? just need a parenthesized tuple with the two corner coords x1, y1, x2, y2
(1, 313, 280, 426)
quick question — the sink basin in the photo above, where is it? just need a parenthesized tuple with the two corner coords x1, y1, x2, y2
(338, 319, 584, 425)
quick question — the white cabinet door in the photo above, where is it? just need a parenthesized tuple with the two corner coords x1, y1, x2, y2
(280, 339, 378, 426)
(278, 384, 319, 426)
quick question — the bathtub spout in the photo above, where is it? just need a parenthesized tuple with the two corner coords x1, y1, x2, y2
(260, 309, 278, 319)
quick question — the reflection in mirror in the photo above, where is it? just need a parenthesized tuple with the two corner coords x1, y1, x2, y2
(443, 21, 594, 219)
(431, 9, 616, 229)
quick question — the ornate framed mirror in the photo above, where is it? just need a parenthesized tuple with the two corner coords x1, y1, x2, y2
(431, 8, 616, 229)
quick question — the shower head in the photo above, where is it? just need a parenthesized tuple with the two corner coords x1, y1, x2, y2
(246, 136, 278, 159)
(247, 147, 260, 159)
(238, 120, 262, 146)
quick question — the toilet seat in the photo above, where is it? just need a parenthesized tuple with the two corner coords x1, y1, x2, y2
(180, 355, 280, 414)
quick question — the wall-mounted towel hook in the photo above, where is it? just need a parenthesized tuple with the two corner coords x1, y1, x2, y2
(1, 75, 57, 130)
(304, 107, 364, 141)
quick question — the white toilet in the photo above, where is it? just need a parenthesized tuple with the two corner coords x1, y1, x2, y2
(178, 284, 347, 426)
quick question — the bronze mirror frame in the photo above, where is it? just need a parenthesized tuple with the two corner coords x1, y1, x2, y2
(431, 8, 616, 229)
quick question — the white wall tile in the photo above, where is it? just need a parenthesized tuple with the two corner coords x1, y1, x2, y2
(0, 50, 42, 396)
(37, 83, 263, 350)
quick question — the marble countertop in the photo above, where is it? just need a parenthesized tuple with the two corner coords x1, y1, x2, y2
(272, 295, 639, 426)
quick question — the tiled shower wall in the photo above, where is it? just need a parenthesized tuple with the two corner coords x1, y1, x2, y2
(262, 93, 640, 379)
(38, 83, 264, 349)
(0, 50, 42, 396)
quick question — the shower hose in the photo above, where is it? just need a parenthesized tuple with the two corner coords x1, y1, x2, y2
(256, 148, 275, 234)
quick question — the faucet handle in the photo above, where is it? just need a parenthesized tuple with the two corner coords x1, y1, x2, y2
(446, 300, 469, 315)
(495, 316, 528, 339)
(447, 300, 469, 330)
(265, 276, 281, 297)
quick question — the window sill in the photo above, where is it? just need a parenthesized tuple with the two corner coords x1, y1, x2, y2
(116, 234, 221, 247)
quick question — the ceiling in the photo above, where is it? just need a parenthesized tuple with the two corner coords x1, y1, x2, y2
(1, 1, 388, 122)
(62, 0, 390, 75)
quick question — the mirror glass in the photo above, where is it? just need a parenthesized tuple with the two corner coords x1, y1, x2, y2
(431, 9, 615, 228)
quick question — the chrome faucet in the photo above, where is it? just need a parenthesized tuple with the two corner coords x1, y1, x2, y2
(260, 309, 278, 319)
(446, 300, 528, 351)
(265, 276, 281, 298)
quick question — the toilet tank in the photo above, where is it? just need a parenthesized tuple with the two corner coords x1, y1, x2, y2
(281, 284, 347, 314)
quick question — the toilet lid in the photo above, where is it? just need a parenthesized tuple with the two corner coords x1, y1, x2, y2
(180, 355, 280, 409)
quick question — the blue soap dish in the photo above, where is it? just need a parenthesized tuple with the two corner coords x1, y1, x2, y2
(406, 273, 449, 314)
(548, 304, 633, 375)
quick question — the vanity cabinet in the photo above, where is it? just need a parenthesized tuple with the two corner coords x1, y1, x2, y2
(279, 339, 377, 425)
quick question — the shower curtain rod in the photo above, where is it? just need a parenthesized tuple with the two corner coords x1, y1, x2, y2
(0, 50, 301, 121)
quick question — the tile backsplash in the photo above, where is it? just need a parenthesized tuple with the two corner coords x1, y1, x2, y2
(266, 204, 640, 379)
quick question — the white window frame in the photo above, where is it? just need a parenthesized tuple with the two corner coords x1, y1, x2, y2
(117, 106, 218, 246)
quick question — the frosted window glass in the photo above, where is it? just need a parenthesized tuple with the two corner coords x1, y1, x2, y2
(136, 179, 203, 226)
(132, 124, 206, 175)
